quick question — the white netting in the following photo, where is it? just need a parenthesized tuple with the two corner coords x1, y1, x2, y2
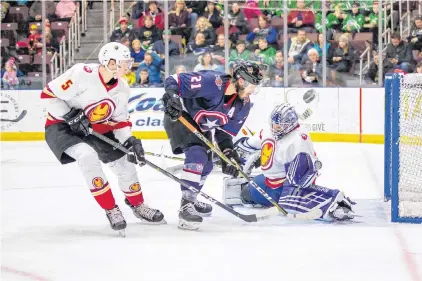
(398, 74, 422, 218)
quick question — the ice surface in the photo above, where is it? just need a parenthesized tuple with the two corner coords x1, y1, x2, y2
(1, 141, 421, 281)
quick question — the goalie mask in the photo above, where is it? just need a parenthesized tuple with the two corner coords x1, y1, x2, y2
(270, 103, 299, 139)
(98, 42, 133, 77)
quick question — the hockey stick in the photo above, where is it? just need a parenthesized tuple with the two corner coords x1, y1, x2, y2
(89, 129, 274, 222)
(177, 116, 322, 220)
(0, 110, 27, 122)
(144, 151, 185, 161)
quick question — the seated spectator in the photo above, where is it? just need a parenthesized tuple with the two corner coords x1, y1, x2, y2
(29, 0, 56, 22)
(1, 2, 10, 22)
(138, 15, 162, 50)
(2, 58, 19, 89)
(243, 0, 263, 20)
(44, 22, 58, 55)
(168, 0, 190, 40)
(194, 52, 220, 72)
(287, 29, 313, 69)
(230, 40, 252, 63)
(55, 0, 77, 21)
(210, 34, 227, 63)
(254, 38, 276, 65)
(287, 0, 315, 34)
(190, 16, 216, 46)
(175, 65, 187, 74)
(408, 16, 422, 62)
(121, 37, 130, 49)
(186, 32, 210, 56)
(268, 50, 284, 87)
(246, 15, 277, 49)
(131, 0, 145, 20)
(363, 2, 382, 48)
(301, 48, 323, 85)
(385, 33, 413, 74)
(227, 2, 248, 42)
(342, 2, 364, 34)
(138, 1, 164, 30)
(122, 67, 136, 86)
(258, 0, 283, 19)
(317, 3, 347, 40)
(416, 61, 422, 74)
(304, 32, 334, 64)
(110, 17, 137, 43)
(152, 30, 181, 59)
(136, 52, 163, 85)
(131, 39, 145, 68)
(28, 24, 42, 55)
(204, 0, 222, 29)
(329, 34, 355, 81)
(365, 54, 386, 85)
(136, 69, 151, 87)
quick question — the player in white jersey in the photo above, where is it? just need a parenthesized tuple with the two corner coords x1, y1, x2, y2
(42, 42, 165, 234)
(223, 103, 355, 221)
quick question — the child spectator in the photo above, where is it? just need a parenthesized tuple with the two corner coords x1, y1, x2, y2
(137, 69, 151, 87)
(194, 52, 220, 72)
(136, 52, 163, 85)
(246, 15, 277, 49)
(204, 0, 223, 29)
(138, 15, 162, 50)
(28, 24, 42, 55)
(120, 37, 130, 49)
(230, 41, 251, 63)
(122, 67, 136, 86)
(254, 38, 276, 65)
(131, 39, 145, 68)
(55, 0, 76, 21)
(110, 17, 137, 43)
(138, 1, 164, 30)
(190, 16, 216, 46)
(268, 50, 284, 87)
(287, 0, 315, 33)
(2, 58, 19, 89)
(186, 32, 210, 56)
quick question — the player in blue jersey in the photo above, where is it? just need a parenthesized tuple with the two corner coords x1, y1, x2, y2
(161, 61, 264, 230)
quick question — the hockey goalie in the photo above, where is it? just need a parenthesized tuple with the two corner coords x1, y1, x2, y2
(223, 103, 356, 221)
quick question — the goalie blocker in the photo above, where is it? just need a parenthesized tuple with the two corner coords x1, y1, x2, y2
(224, 103, 356, 221)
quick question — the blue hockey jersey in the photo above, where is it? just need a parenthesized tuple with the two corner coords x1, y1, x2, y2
(164, 70, 251, 136)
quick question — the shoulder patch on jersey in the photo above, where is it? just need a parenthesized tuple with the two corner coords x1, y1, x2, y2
(83, 66, 93, 73)
(261, 139, 276, 170)
(301, 133, 308, 140)
(215, 75, 223, 90)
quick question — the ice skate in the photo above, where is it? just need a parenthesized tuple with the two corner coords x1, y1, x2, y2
(329, 206, 355, 221)
(178, 198, 203, 230)
(105, 205, 127, 237)
(193, 200, 212, 217)
(124, 198, 166, 224)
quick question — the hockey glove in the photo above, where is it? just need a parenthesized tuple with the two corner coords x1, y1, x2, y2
(221, 148, 241, 178)
(63, 108, 91, 138)
(124, 136, 146, 167)
(162, 89, 182, 121)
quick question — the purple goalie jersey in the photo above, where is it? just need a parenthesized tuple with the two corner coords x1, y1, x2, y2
(165, 70, 251, 136)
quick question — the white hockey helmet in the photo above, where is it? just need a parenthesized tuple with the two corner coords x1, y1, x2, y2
(98, 42, 132, 74)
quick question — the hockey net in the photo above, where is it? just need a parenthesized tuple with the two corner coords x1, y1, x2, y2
(386, 73, 422, 223)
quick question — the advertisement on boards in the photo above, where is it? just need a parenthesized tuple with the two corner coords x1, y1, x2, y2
(128, 88, 165, 131)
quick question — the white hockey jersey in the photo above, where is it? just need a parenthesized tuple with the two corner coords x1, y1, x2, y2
(258, 126, 318, 188)
(41, 63, 132, 143)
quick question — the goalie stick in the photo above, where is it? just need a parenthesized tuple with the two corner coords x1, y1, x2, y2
(89, 129, 276, 223)
(0, 110, 27, 122)
(177, 116, 322, 221)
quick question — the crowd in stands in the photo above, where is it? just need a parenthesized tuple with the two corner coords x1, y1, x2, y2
(2, 0, 422, 89)
(1, 0, 91, 89)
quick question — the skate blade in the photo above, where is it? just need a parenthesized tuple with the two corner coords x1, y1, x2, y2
(138, 218, 167, 225)
(117, 229, 126, 237)
(196, 211, 212, 217)
(178, 219, 200, 231)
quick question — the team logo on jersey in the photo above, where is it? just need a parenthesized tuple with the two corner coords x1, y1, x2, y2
(84, 99, 116, 123)
(261, 139, 275, 170)
(83, 66, 93, 73)
(92, 177, 104, 188)
(129, 182, 141, 192)
(215, 75, 223, 90)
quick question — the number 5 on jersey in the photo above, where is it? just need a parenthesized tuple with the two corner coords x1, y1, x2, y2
(61, 79, 73, 91)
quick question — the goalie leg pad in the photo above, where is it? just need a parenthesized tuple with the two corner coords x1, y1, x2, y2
(246, 174, 284, 207)
(278, 184, 356, 221)
(223, 177, 249, 206)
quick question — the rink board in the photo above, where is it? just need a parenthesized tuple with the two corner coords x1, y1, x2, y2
(0, 88, 384, 143)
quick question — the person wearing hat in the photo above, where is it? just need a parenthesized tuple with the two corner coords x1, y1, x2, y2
(138, 1, 164, 30)
(342, 2, 364, 33)
(2, 58, 19, 89)
(28, 24, 42, 55)
(110, 16, 137, 43)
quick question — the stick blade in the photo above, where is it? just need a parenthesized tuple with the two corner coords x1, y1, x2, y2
(287, 208, 323, 220)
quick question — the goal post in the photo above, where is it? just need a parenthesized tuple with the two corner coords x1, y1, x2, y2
(384, 73, 422, 224)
